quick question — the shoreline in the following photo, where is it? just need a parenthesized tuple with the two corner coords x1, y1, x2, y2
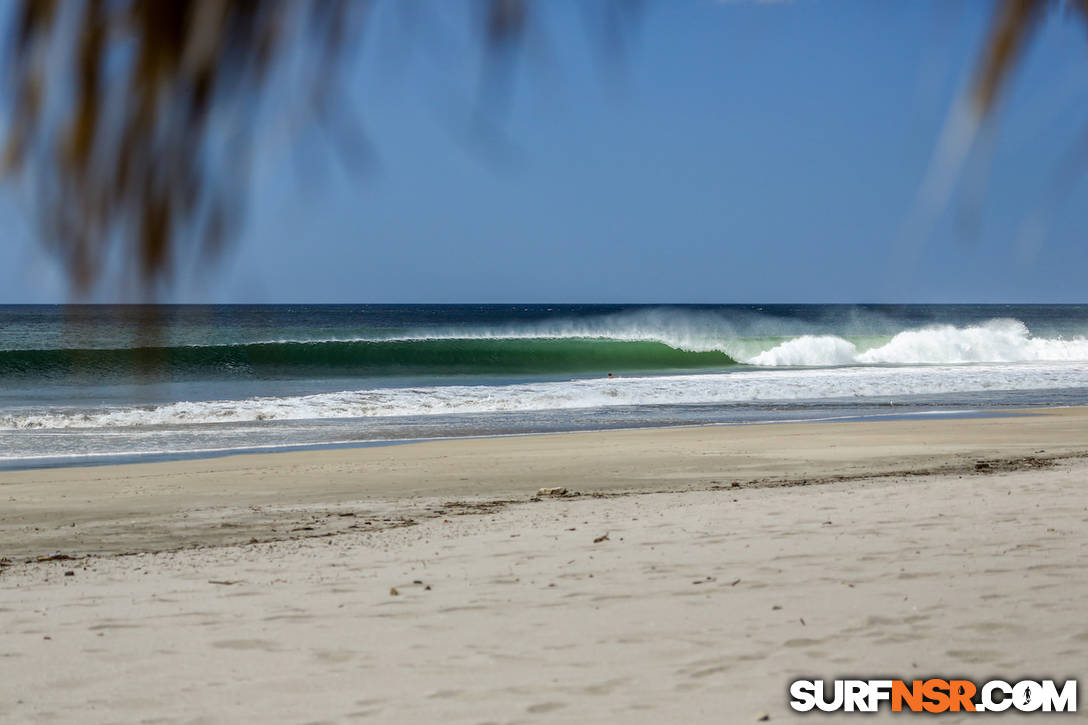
(0, 405, 1036, 473)
(2, 406, 1087, 562)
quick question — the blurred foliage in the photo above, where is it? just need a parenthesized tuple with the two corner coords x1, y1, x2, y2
(0, 0, 1077, 297)
(4, 0, 360, 296)
(971, 0, 1050, 116)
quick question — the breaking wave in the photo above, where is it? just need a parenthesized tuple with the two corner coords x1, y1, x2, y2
(0, 337, 736, 380)
(1, 318, 1086, 382)
(747, 319, 1088, 366)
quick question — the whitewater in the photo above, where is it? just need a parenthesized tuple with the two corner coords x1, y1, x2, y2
(5, 360, 1088, 431)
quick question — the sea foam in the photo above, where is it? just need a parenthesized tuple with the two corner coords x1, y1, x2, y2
(5, 359, 1088, 430)
(746, 319, 1088, 366)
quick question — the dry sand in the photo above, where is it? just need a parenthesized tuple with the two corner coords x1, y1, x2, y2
(1, 409, 1087, 722)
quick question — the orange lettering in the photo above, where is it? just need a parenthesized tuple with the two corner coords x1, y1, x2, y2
(922, 679, 951, 713)
(948, 680, 977, 712)
(892, 680, 924, 712)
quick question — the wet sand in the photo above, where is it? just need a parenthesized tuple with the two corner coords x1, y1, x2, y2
(1, 407, 1086, 560)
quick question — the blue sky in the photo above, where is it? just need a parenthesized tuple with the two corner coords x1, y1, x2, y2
(4, 0, 1088, 303)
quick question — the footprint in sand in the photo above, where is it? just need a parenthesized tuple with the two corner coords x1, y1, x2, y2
(945, 649, 1002, 664)
(211, 638, 281, 652)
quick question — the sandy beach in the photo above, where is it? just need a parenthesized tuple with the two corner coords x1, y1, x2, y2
(2, 409, 1087, 722)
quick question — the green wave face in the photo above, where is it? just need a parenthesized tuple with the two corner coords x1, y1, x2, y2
(0, 338, 739, 382)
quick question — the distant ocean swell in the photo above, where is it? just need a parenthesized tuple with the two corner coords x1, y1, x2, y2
(2, 319, 1087, 381)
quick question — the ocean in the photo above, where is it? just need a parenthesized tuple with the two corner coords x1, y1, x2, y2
(2, 303, 1087, 469)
